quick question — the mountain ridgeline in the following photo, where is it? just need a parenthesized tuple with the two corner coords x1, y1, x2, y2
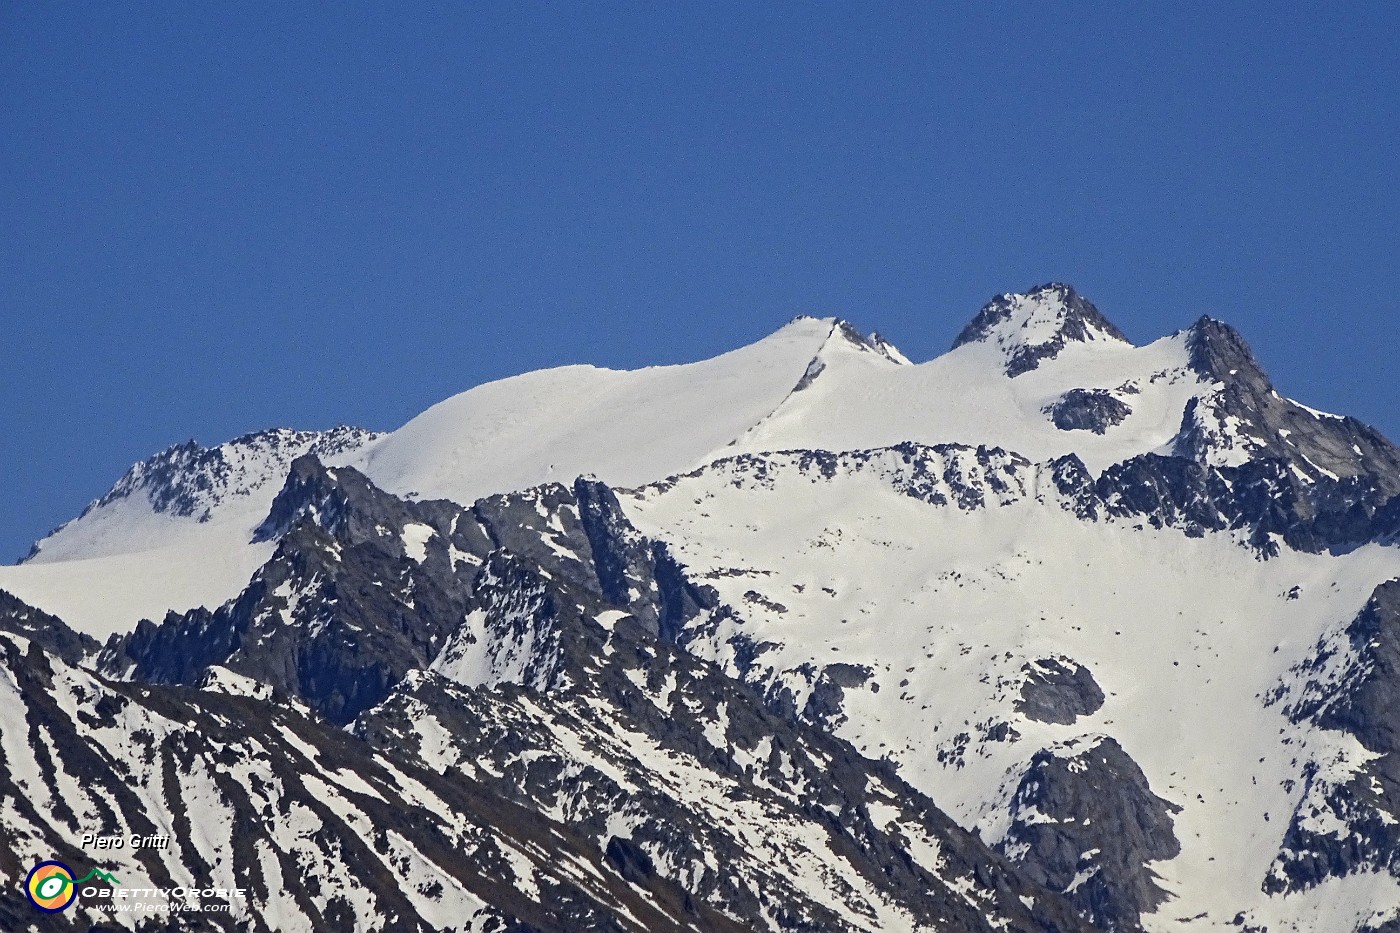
(5, 284, 1400, 932)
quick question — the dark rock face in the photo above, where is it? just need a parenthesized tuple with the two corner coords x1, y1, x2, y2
(786, 661, 874, 730)
(1093, 454, 1254, 541)
(1175, 317, 1400, 498)
(102, 458, 679, 724)
(1053, 448, 1400, 557)
(251, 450, 422, 543)
(1016, 658, 1105, 725)
(605, 836, 656, 885)
(1045, 389, 1133, 435)
(573, 478, 662, 632)
(107, 459, 441, 716)
(952, 283, 1131, 376)
(996, 736, 1181, 932)
(1266, 580, 1400, 894)
(0, 589, 98, 665)
(104, 470, 478, 723)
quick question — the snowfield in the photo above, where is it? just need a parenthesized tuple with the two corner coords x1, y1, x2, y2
(5, 283, 1400, 931)
(620, 447, 1400, 931)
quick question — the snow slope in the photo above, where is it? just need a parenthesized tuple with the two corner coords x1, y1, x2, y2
(0, 527, 273, 639)
(348, 314, 849, 504)
(24, 426, 378, 563)
(0, 427, 376, 636)
(620, 447, 1400, 931)
(731, 324, 1202, 474)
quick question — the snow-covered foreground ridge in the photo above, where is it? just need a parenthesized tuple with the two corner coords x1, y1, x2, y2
(5, 283, 1400, 931)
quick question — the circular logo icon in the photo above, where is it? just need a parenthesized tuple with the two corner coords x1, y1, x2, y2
(24, 861, 77, 913)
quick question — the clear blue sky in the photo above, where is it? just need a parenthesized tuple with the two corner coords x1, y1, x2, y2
(4, 3, 1398, 560)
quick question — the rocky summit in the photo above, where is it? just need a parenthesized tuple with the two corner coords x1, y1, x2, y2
(5, 285, 1400, 932)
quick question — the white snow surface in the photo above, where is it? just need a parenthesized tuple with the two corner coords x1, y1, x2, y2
(620, 452, 1400, 932)
(4, 306, 1231, 640)
(730, 326, 1202, 475)
(0, 524, 275, 639)
(349, 314, 841, 502)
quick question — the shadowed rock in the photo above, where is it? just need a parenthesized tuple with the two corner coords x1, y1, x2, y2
(1045, 389, 1133, 435)
(1016, 658, 1105, 725)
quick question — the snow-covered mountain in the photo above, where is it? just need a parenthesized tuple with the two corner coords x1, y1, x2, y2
(6, 283, 1400, 931)
(1, 426, 380, 638)
(2, 461, 1090, 932)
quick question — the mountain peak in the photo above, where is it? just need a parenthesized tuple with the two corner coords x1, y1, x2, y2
(21, 424, 382, 566)
(830, 319, 910, 365)
(952, 283, 1132, 376)
(777, 315, 909, 365)
(1183, 314, 1268, 385)
(792, 319, 910, 390)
